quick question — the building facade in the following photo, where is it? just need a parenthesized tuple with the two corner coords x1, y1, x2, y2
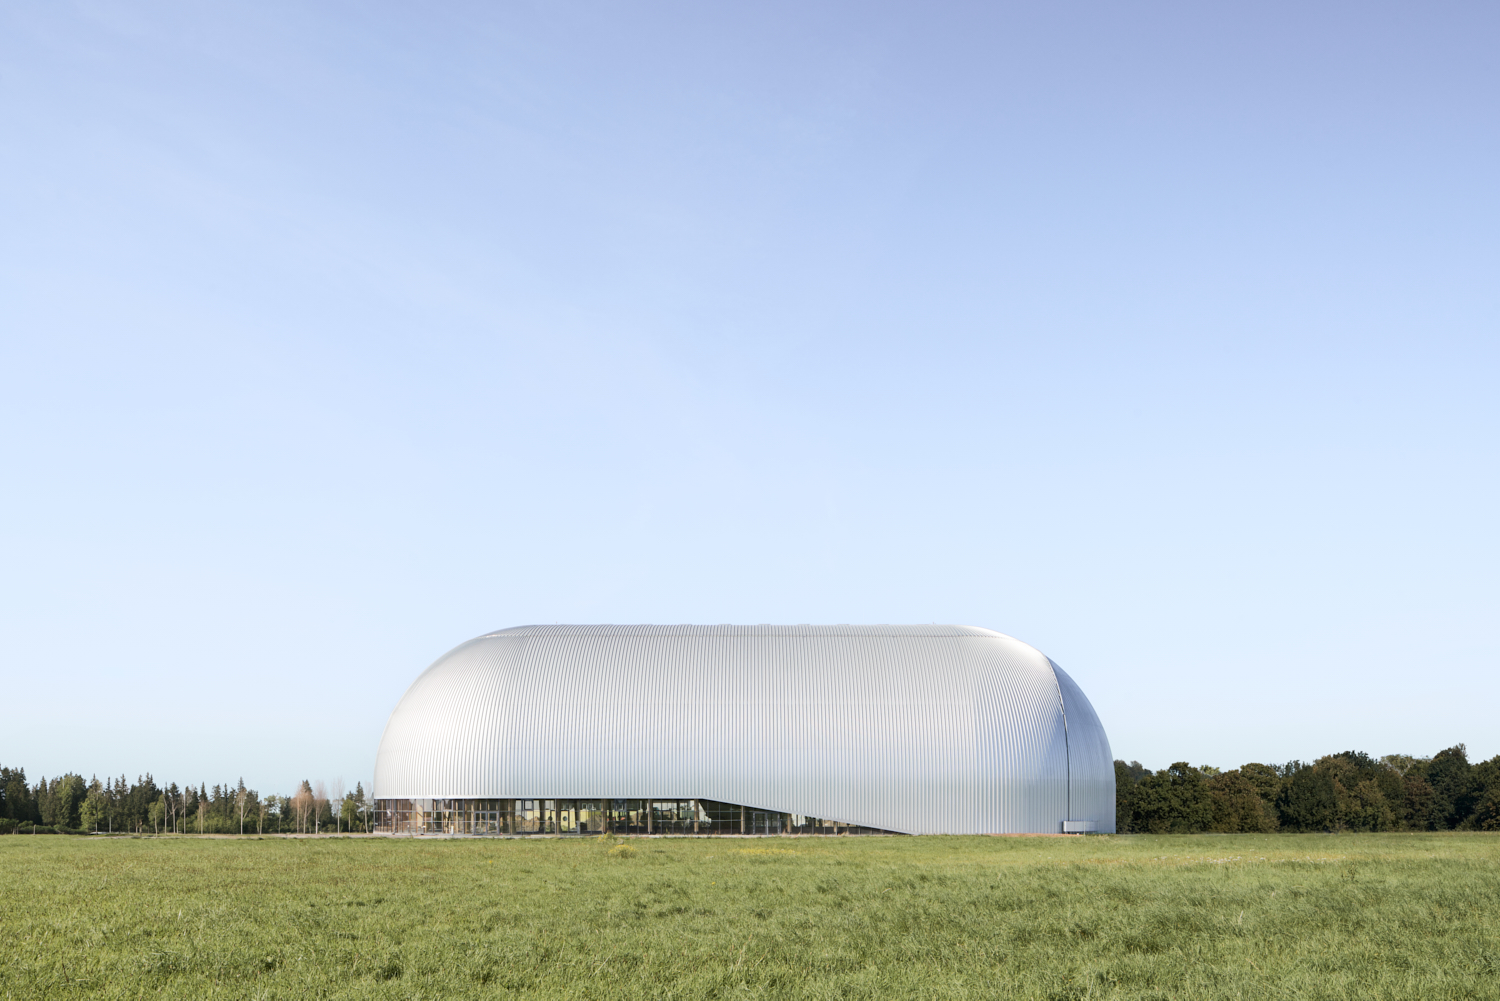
(373, 624, 1114, 835)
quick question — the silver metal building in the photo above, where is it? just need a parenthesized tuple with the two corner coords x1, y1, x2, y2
(373, 624, 1114, 835)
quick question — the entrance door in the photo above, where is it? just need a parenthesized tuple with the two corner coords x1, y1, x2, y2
(749, 810, 781, 835)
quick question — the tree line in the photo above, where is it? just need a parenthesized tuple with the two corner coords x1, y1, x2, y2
(1116, 744, 1500, 834)
(7, 744, 1498, 836)
(0, 766, 373, 835)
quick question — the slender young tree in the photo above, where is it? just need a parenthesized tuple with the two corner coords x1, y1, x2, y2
(236, 778, 248, 835)
(294, 781, 313, 833)
(332, 778, 345, 834)
(80, 776, 106, 832)
(313, 780, 328, 835)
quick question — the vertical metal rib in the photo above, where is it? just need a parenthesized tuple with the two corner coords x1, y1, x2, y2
(1047, 659, 1072, 825)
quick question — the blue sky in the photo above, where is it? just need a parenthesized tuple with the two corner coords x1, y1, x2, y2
(3, 2, 1496, 797)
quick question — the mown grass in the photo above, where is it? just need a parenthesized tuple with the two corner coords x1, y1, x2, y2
(2, 832, 1498, 999)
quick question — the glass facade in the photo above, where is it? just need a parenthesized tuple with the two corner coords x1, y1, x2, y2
(373, 798, 896, 835)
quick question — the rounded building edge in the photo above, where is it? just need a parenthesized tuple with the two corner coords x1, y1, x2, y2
(1048, 659, 1116, 834)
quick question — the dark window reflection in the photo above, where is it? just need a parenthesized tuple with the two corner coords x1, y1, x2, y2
(372, 797, 898, 836)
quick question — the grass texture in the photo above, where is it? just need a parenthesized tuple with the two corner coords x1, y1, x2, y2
(2, 832, 1498, 999)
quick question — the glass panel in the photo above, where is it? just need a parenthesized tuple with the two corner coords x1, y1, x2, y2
(372, 796, 900, 836)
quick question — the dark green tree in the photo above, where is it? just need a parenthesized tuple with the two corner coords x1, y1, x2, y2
(1316, 754, 1395, 831)
(1113, 760, 1150, 832)
(1278, 761, 1336, 831)
(1238, 762, 1282, 806)
(1, 766, 37, 822)
(35, 777, 55, 826)
(1467, 756, 1500, 830)
(1132, 763, 1213, 833)
(129, 774, 161, 833)
(1471, 757, 1500, 831)
(1208, 770, 1277, 832)
(353, 781, 368, 832)
(1401, 773, 1434, 830)
(53, 774, 86, 830)
(183, 785, 199, 832)
(1426, 745, 1476, 829)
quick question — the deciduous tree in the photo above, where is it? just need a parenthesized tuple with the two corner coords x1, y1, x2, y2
(313, 780, 328, 835)
(1426, 745, 1476, 829)
(1132, 763, 1213, 834)
(80, 777, 108, 832)
(293, 781, 314, 833)
(1278, 761, 1336, 831)
(1208, 770, 1278, 832)
(55, 774, 86, 830)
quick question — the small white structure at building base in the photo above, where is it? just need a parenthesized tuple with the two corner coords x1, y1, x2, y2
(373, 624, 1115, 835)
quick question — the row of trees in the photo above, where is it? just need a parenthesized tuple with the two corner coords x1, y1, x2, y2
(1116, 744, 1500, 833)
(8, 744, 1498, 836)
(0, 766, 373, 835)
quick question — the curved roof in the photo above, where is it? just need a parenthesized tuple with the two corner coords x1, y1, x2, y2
(373, 624, 1114, 834)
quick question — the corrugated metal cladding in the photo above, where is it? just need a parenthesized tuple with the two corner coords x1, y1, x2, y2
(373, 625, 1115, 834)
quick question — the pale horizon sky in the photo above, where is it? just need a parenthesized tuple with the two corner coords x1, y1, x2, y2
(2, 2, 1496, 797)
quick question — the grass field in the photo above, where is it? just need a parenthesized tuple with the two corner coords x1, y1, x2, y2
(2, 832, 1498, 1000)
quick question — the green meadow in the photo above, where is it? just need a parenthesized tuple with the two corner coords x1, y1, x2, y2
(2, 833, 1497, 999)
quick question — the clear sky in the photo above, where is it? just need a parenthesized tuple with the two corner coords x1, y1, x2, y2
(3, 2, 1496, 798)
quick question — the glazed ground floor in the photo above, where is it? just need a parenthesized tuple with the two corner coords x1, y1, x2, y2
(373, 798, 896, 835)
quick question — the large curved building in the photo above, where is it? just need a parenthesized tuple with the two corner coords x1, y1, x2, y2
(373, 625, 1114, 835)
